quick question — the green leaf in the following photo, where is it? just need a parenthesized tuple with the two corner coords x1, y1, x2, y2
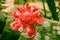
(0, 0, 5, 4)
(42, 0, 47, 18)
(14, 0, 24, 5)
(1, 16, 20, 40)
(0, 12, 7, 22)
(0, 6, 7, 10)
(0, 12, 8, 34)
(46, 0, 59, 21)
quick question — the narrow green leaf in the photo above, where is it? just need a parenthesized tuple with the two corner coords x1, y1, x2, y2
(42, 0, 47, 18)
(46, 0, 59, 21)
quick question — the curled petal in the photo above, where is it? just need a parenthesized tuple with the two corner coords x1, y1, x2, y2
(36, 17, 45, 24)
(12, 12, 19, 18)
(26, 25, 36, 38)
(33, 10, 40, 16)
(29, 18, 37, 24)
(18, 23, 26, 32)
(12, 23, 20, 31)
(25, 3, 30, 11)
(10, 20, 18, 28)
(16, 11, 21, 16)
(17, 6, 25, 13)
(11, 19, 22, 31)
(31, 6, 36, 13)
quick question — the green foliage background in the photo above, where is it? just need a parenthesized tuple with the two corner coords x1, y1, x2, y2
(0, 0, 60, 40)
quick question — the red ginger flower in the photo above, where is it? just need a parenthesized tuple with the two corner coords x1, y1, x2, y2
(10, 3, 45, 38)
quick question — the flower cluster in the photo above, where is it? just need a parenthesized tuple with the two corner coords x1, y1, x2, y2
(10, 3, 45, 38)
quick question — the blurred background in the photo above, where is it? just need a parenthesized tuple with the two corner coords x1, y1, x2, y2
(0, 0, 60, 40)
